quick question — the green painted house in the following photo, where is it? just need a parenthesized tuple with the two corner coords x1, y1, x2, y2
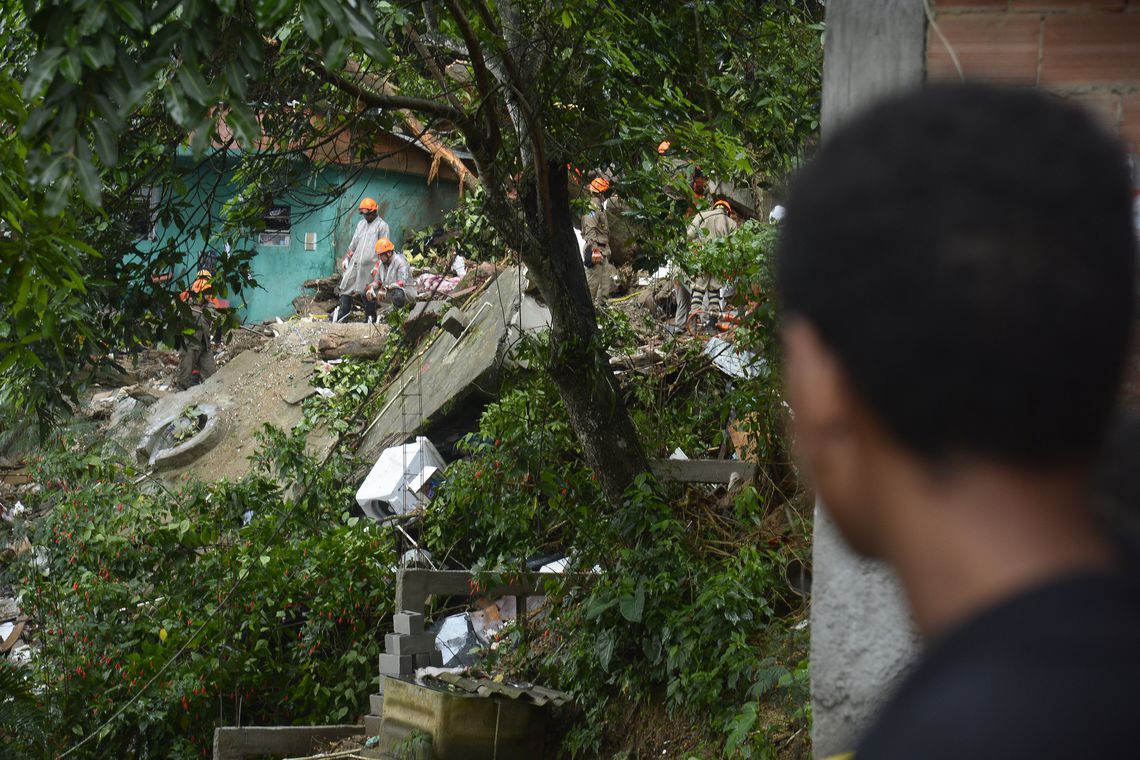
(139, 131, 465, 323)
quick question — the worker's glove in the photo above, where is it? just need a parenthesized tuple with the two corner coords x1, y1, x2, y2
(341, 256, 351, 272)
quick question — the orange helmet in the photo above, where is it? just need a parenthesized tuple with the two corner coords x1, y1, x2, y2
(657, 140, 671, 155)
(589, 177, 610, 194)
(190, 269, 213, 294)
(375, 237, 395, 254)
(358, 197, 379, 212)
(713, 199, 732, 212)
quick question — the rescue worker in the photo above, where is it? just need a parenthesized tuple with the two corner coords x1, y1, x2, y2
(175, 270, 223, 389)
(677, 198, 737, 329)
(336, 197, 389, 322)
(582, 176, 619, 306)
(366, 237, 417, 311)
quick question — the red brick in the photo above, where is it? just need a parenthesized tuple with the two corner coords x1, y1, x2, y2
(1121, 93, 1140, 152)
(1041, 14, 1140, 86)
(927, 14, 1042, 84)
(1011, 0, 1125, 9)
(932, 0, 1009, 9)
(1064, 91, 1121, 134)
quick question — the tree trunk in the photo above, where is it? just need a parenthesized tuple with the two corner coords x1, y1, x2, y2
(518, 162, 648, 506)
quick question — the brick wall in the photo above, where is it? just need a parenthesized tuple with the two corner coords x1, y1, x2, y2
(928, 1, 1140, 150)
(928, 1, 1140, 405)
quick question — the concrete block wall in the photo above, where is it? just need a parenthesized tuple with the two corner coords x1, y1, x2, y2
(928, 0, 1140, 150)
(810, 3, 927, 757)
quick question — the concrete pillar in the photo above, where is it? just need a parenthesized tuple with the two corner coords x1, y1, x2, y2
(811, 2, 926, 757)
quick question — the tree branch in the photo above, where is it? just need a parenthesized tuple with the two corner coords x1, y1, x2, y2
(439, 0, 502, 154)
(310, 58, 480, 193)
(310, 60, 469, 124)
(403, 24, 466, 113)
(469, 0, 552, 229)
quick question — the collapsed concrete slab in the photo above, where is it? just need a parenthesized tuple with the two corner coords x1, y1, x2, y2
(357, 268, 549, 466)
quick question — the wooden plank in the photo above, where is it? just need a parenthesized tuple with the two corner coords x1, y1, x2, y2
(649, 458, 757, 484)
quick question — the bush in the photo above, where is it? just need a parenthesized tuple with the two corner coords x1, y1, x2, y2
(4, 427, 395, 758)
(421, 307, 810, 757)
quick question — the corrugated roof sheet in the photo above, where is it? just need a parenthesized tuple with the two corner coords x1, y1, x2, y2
(429, 671, 574, 707)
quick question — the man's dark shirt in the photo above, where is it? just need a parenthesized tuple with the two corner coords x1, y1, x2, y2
(857, 572, 1140, 759)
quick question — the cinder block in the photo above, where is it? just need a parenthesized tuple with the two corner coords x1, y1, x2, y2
(386, 632, 436, 656)
(393, 611, 425, 636)
(379, 653, 414, 676)
(364, 713, 382, 736)
(370, 692, 384, 715)
(413, 651, 435, 669)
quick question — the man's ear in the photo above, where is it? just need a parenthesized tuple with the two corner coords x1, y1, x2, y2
(782, 318, 853, 463)
(782, 318, 881, 554)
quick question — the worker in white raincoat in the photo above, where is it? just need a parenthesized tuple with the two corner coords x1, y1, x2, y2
(336, 197, 390, 322)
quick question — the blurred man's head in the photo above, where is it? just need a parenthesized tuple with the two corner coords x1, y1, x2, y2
(777, 85, 1137, 556)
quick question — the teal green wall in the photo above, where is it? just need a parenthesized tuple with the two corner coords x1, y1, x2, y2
(145, 157, 460, 324)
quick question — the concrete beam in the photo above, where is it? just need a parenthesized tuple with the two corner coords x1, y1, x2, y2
(648, 459, 757, 484)
(212, 725, 361, 760)
(395, 569, 548, 615)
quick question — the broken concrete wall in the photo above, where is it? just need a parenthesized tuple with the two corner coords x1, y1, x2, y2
(357, 268, 546, 466)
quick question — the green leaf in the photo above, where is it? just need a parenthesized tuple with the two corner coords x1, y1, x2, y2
(166, 84, 191, 126)
(300, 1, 322, 41)
(225, 103, 260, 148)
(177, 66, 213, 106)
(256, 0, 293, 26)
(223, 61, 248, 102)
(23, 48, 64, 100)
(109, 0, 145, 31)
(75, 150, 102, 207)
(79, 40, 110, 70)
(78, 5, 108, 36)
(324, 37, 348, 70)
(597, 629, 615, 671)
(44, 172, 74, 217)
(584, 594, 617, 621)
(357, 34, 390, 64)
(618, 580, 645, 623)
(91, 118, 119, 167)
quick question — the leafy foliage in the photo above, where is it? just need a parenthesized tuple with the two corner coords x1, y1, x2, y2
(3, 427, 394, 758)
(422, 296, 809, 756)
(0, 659, 49, 757)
